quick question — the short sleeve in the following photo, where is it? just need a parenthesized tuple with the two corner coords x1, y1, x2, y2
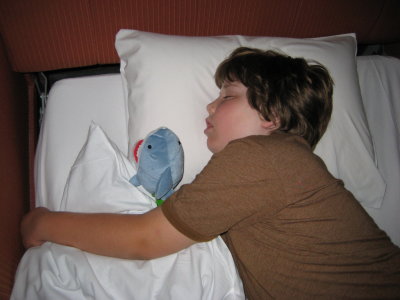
(162, 136, 287, 241)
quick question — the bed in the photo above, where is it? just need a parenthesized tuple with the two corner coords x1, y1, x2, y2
(1, 1, 400, 299)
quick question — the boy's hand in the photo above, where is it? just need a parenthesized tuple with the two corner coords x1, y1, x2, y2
(21, 207, 50, 249)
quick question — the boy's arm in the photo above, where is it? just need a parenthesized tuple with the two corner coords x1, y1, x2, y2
(21, 207, 196, 260)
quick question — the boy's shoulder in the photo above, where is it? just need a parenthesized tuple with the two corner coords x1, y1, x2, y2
(230, 132, 310, 152)
(220, 133, 313, 166)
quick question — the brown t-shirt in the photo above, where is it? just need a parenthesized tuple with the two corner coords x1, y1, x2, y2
(162, 133, 400, 299)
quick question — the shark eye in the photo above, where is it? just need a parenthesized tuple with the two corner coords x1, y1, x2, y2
(147, 145, 152, 149)
(178, 141, 181, 145)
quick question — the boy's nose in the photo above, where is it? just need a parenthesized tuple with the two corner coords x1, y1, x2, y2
(207, 99, 218, 114)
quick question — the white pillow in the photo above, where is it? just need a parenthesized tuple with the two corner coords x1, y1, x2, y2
(115, 29, 385, 208)
(60, 122, 155, 213)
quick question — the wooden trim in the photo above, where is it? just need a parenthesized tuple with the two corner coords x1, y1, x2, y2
(1, 0, 399, 72)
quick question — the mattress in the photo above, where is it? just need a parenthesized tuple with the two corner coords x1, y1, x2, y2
(11, 55, 400, 299)
(35, 56, 400, 247)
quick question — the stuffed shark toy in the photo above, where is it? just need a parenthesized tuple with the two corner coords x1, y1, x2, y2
(129, 127, 184, 206)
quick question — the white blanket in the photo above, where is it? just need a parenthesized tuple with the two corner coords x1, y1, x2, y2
(12, 239, 243, 300)
(11, 124, 245, 300)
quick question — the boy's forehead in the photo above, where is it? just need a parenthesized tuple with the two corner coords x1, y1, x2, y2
(222, 80, 240, 88)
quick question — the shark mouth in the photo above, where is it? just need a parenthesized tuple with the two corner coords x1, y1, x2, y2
(133, 139, 144, 163)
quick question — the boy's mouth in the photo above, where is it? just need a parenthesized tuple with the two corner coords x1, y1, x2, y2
(204, 119, 213, 134)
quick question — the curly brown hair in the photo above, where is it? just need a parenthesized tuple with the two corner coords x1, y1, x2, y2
(215, 47, 334, 148)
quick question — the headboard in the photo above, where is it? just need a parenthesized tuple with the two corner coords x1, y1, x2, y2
(0, 0, 400, 299)
(1, 0, 400, 73)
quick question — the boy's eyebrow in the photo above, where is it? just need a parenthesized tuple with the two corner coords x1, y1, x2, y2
(222, 81, 231, 88)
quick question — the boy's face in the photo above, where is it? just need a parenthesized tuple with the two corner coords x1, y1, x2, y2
(204, 80, 274, 153)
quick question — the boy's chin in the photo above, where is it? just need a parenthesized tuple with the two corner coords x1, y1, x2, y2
(207, 140, 227, 154)
(206, 140, 219, 154)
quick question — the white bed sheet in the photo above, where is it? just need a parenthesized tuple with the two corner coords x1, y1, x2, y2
(357, 56, 400, 246)
(35, 74, 129, 210)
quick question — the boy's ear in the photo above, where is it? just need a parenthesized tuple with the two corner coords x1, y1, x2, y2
(261, 118, 280, 132)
